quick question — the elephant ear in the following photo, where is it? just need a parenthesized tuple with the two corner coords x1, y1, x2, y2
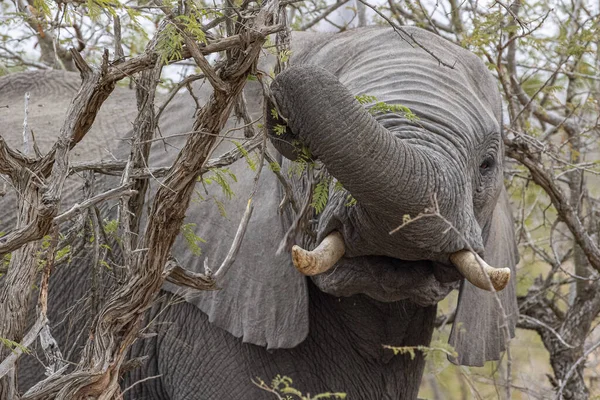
(448, 187, 519, 366)
(161, 82, 309, 350)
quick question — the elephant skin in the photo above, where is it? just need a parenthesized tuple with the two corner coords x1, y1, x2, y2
(0, 26, 518, 399)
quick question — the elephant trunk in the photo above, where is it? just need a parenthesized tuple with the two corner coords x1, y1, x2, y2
(270, 65, 444, 218)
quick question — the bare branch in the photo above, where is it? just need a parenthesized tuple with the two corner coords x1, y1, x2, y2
(53, 184, 136, 225)
(506, 141, 600, 273)
(164, 258, 216, 291)
(356, 0, 455, 69)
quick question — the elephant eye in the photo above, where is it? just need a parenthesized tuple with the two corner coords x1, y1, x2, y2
(479, 156, 495, 174)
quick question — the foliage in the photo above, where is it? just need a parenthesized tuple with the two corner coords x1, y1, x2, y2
(103, 219, 119, 236)
(0, 337, 29, 354)
(253, 375, 347, 400)
(273, 124, 287, 136)
(288, 144, 314, 177)
(233, 141, 257, 171)
(355, 94, 419, 121)
(36, 235, 71, 268)
(334, 181, 356, 207)
(157, 23, 185, 65)
(180, 223, 206, 256)
(203, 168, 238, 200)
(383, 342, 458, 361)
(311, 176, 331, 215)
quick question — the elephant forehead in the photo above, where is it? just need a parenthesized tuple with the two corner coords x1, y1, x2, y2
(292, 27, 501, 140)
(342, 59, 499, 142)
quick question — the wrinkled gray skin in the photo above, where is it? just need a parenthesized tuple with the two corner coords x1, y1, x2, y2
(1, 27, 518, 399)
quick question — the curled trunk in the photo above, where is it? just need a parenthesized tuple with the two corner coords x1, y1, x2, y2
(269, 65, 445, 218)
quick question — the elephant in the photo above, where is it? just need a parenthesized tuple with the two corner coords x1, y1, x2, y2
(1, 26, 519, 399)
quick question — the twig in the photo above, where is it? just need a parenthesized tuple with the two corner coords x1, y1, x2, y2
(22, 92, 31, 156)
(68, 136, 263, 178)
(53, 184, 137, 225)
(0, 315, 47, 379)
(37, 227, 66, 376)
(555, 338, 600, 399)
(356, 0, 456, 68)
(300, 0, 348, 30)
(181, 32, 228, 93)
(214, 132, 268, 281)
(121, 374, 162, 395)
(264, 150, 298, 213)
(155, 74, 206, 123)
(113, 15, 124, 61)
(506, 143, 600, 273)
(518, 315, 575, 349)
(164, 258, 217, 290)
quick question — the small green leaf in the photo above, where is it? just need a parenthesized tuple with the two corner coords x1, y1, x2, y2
(345, 194, 357, 207)
(269, 161, 281, 172)
(273, 124, 287, 136)
(203, 168, 237, 200)
(180, 223, 206, 256)
(355, 94, 378, 104)
(311, 177, 331, 214)
(233, 141, 256, 171)
(0, 337, 30, 354)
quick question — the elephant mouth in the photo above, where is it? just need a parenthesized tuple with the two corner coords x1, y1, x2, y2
(309, 253, 459, 306)
(292, 231, 510, 292)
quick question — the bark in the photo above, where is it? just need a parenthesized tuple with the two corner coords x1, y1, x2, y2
(0, 50, 115, 397)
(0, 187, 45, 398)
(519, 281, 600, 399)
(15, 2, 282, 398)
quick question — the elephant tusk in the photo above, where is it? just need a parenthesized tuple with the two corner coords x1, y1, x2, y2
(450, 250, 511, 292)
(292, 231, 346, 276)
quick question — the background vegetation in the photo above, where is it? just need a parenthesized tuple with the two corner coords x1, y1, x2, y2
(1, 0, 600, 399)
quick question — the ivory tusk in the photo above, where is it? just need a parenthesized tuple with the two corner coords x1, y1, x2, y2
(450, 250, 511, 292)
(292, 231, 346, 276)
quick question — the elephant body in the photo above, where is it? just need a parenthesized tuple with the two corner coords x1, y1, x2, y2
(123, 286, 435, 399)
(2, 26, 518, 399)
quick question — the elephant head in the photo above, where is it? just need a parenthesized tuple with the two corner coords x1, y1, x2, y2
(269, 65, 510, 291)
(176, 27, 518, 367)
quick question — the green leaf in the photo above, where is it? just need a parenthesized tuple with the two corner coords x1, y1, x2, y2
(355, 94, 378, 104)
(345, 194, 357, 207)
(203, 168, 237, 200)
(355, 95, 418, 121)
(213, 197, 228, 218)
(269, 161, 281, 172)
(233, 141, 256, 171)
(157, 23, 184, 64)
(279, 49, 292, 63)
(103, 219, 119, 236)
(257, 374, 347, 400)
(311, 177, 330, 214)
(382, 343, 458, 360)
(56, 245, 71, 261)
(273, 124, 287, 136)
(0, 336, 29, 354)
(180, 223, 206, 256)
